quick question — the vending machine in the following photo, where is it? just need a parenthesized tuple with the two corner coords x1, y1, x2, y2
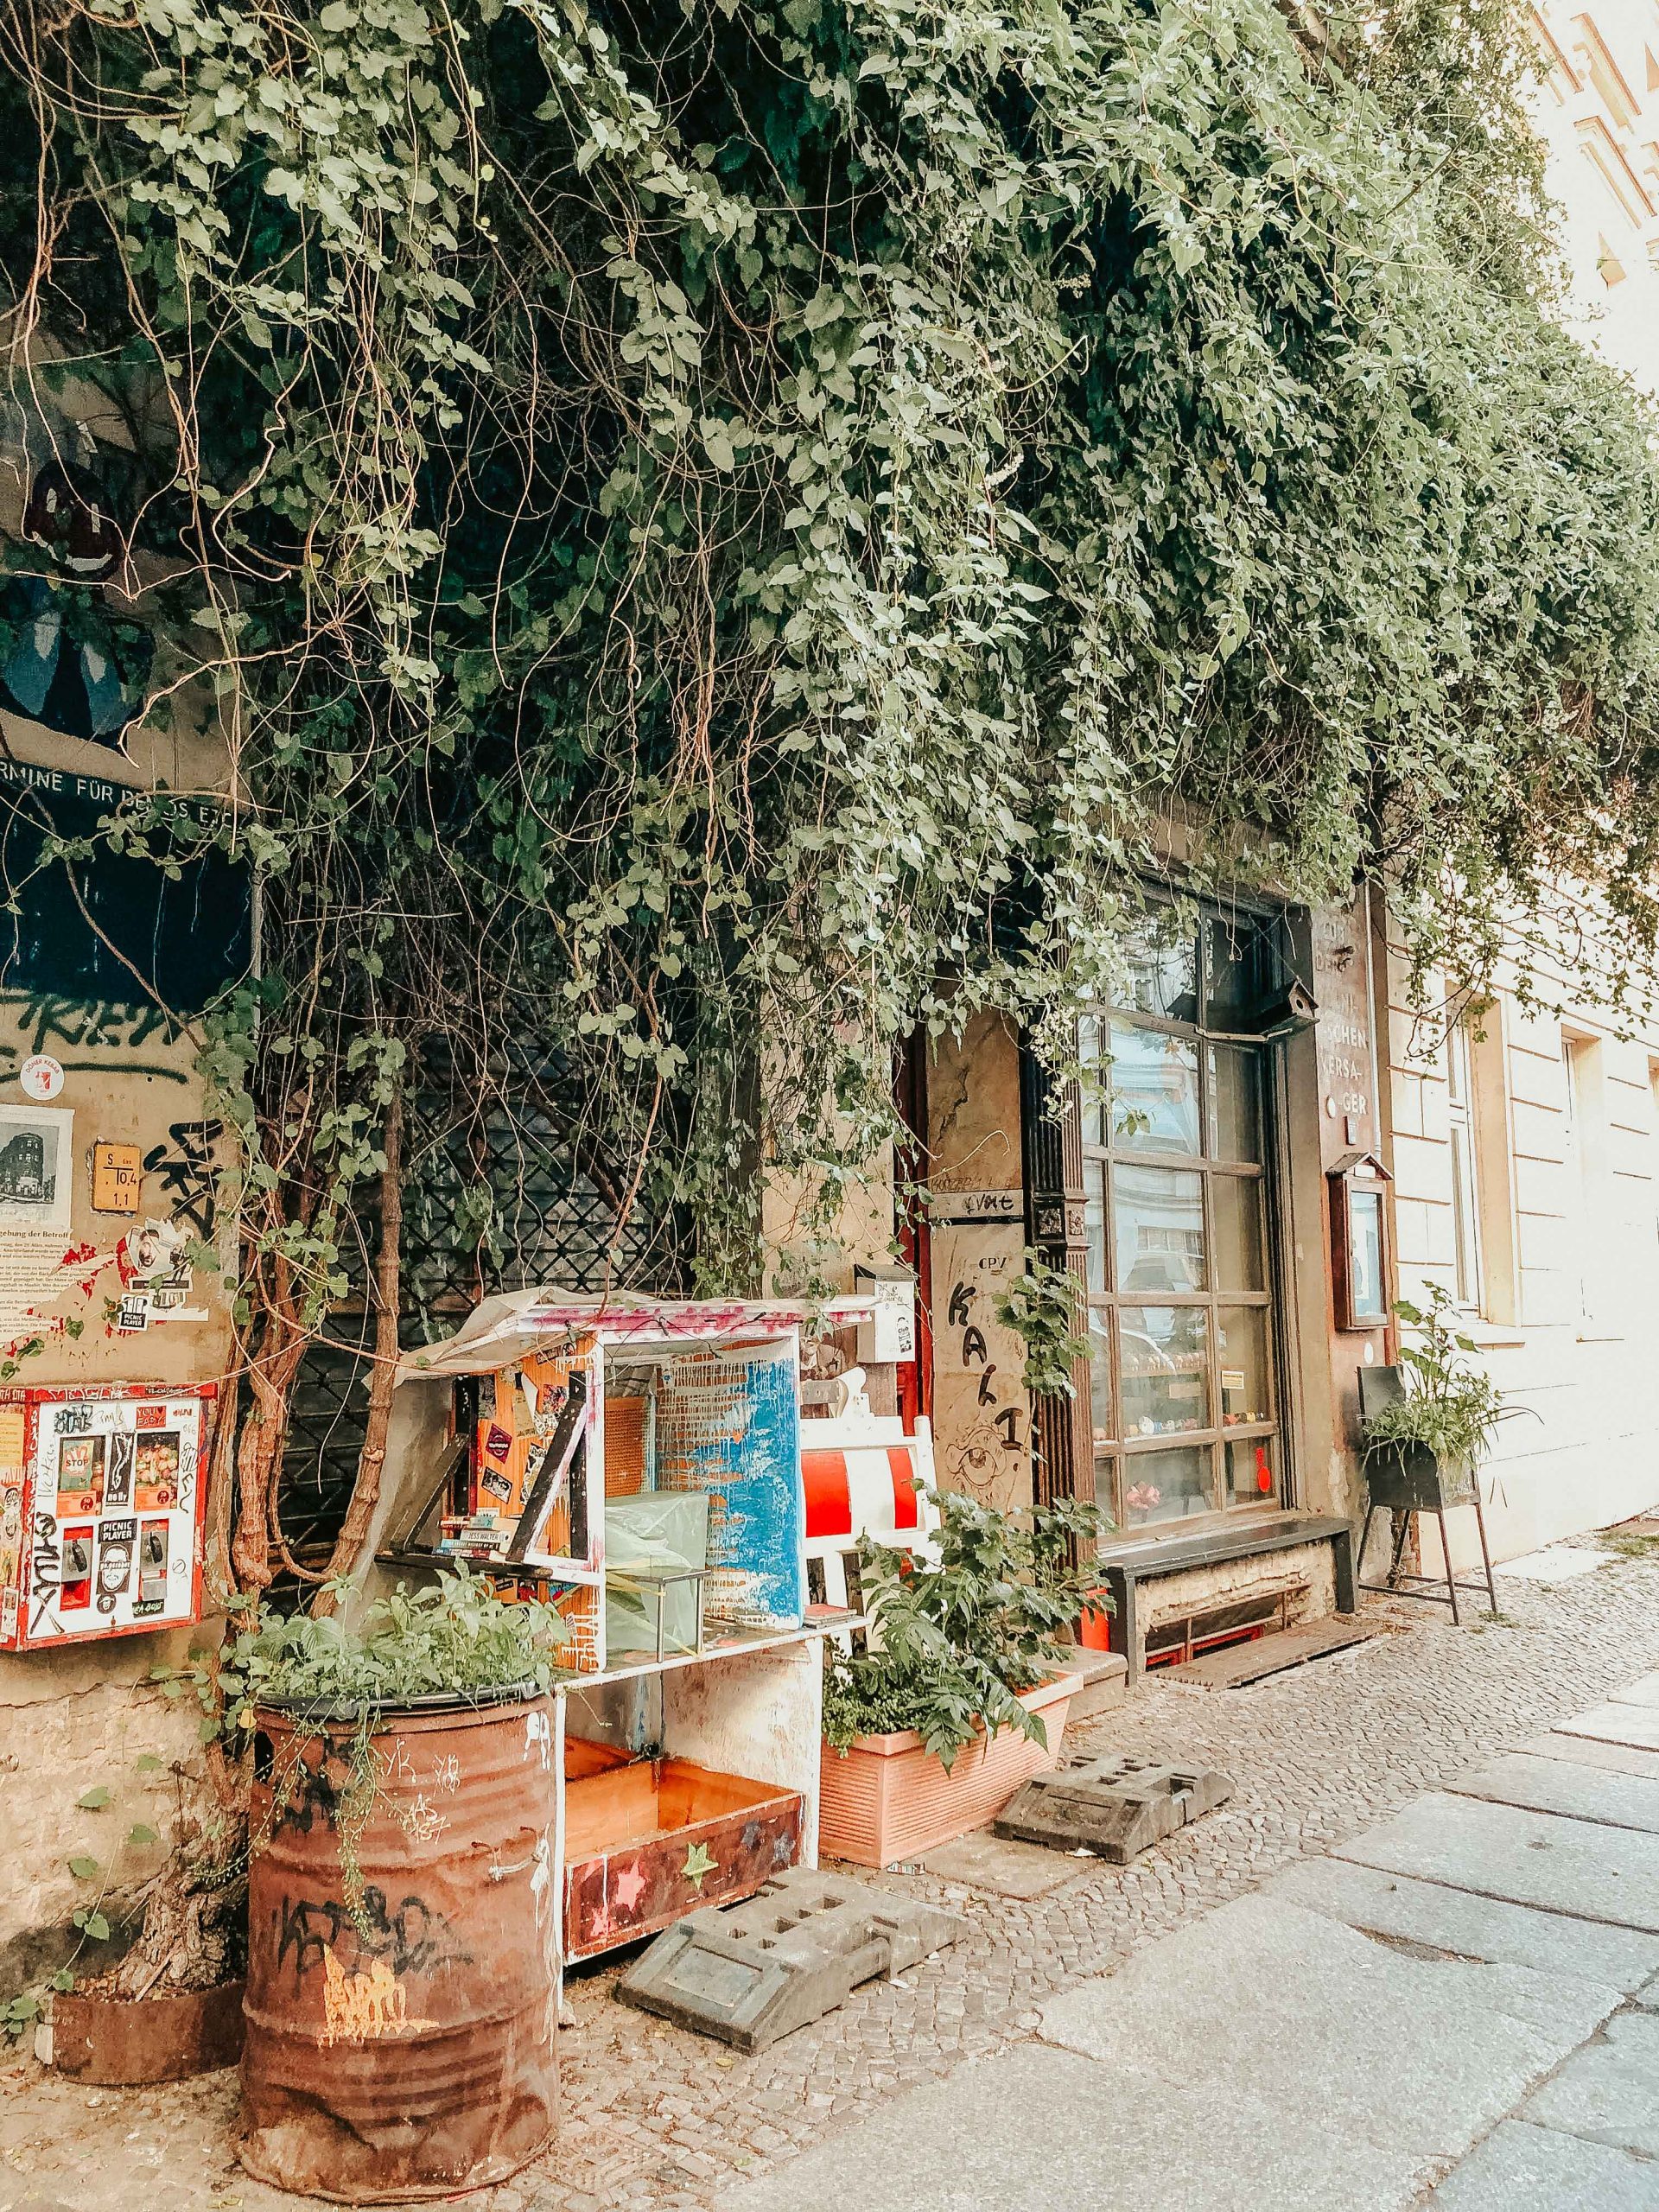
(0, 1382, 215, 1649)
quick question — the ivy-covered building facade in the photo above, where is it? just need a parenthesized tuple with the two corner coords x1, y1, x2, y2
(862, 887, 1387, 1675)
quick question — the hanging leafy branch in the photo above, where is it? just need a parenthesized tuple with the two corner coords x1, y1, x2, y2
(2, 0, 1656, 1592)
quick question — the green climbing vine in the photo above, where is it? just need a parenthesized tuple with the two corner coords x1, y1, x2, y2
(1, 0, 1656, 1591)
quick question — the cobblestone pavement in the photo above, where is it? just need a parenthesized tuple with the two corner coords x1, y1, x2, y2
(5, 1545, 1659, 2212)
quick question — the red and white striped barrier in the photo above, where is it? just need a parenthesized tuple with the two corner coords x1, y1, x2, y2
(801, 1417, 937, 1614)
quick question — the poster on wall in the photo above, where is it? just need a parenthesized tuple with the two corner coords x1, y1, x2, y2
(0, 1382, 213, 1649)
(0, 1102, 72, 1232)
(655, 1341, 805, 1630)
(0, 1102, 76, 1332)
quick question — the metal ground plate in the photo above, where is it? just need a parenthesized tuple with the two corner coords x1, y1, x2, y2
(995, 1753, 1235, 1864)
(614, 1867, 967, 2050)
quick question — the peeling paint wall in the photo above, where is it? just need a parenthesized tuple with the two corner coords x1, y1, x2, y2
(0, 580, 242, 1974)
(924, 1013, 1034, 1514)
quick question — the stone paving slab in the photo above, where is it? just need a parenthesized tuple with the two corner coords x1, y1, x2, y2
(918, 1830, 1088, 1900)
(1036, 1891, 1612, 2162)
(1267, 1853, 1659, 1992)
(1611, 1673, 1659, 1707)
(1426, 2120, 1659, 2210)
(1495, 1549, 1608, 1583)
(1520, 1731, 1659, 1780)
(10, 1567, 1659, 2212)
(1336, 1792, 1659, 1930)
(1551, 1702, 1659, 1751)
(1448, 1751, 1659, 1834)
(716, 2040, 1423, 2212)
(1521, 2010, 1659, 2155)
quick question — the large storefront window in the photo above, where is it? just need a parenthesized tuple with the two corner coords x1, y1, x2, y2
(1082, 910, 1284, 1533)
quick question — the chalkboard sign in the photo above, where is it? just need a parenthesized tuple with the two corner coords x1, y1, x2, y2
(0, 764, 251, 1017)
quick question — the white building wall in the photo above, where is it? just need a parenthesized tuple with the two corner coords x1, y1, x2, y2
(1371, 7, 1659, 1580)
(1529, 1, 1659, 387)
(1383, 931, 1659, 1573)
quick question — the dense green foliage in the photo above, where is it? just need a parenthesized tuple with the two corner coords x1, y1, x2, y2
(823, 1484, 1101, 1765)
(1363, 1287, 1514, 1469)
(4, 0, 1658, 1338)
(215, 1570, 569, 1722)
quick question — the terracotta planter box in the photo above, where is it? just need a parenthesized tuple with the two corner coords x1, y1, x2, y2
(52, 1979, 245, 2085)
(818, 1676, 1074, 1868)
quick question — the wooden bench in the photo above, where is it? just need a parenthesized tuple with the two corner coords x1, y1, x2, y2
(1096, 1513, 1357, 1681)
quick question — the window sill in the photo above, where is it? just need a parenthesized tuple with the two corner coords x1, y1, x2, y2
(1452, 1319, 1527, 1350)
(1575, 1328, 1626, 1345)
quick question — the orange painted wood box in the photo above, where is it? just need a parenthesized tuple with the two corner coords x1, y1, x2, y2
(563, 1757, 803, 1960)
(817, 1675, 1075, 1869)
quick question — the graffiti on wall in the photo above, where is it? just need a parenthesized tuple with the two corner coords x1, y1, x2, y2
(929, 1195, 1032, 1515)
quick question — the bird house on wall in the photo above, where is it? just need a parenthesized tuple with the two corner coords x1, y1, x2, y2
(1329, 1149, 1392, 1331)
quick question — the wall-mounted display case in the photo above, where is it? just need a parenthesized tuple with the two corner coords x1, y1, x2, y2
(1329, 1149, 1392, 1331)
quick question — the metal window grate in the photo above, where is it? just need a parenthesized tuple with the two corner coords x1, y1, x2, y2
(276, 1054, 684, 1567)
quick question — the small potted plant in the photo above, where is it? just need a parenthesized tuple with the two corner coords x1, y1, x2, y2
(1361, 1287, 1510, 1510)
(818, 1484, 1101, 1868)
(38, 1753, 247, 2088)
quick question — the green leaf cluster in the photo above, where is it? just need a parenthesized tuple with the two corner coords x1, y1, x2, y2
(5, 0, 1658, 1306)
(213, 1567, 569, 1725)
(823, 1484, 1103, 1768)
(1363, 1287, 1513, 1469)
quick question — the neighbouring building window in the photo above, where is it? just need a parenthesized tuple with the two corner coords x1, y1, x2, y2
(1563, 1032, 1602, 1325)
(1080, 907, 1286, 1533)
(1446, 1018, 1484, 1313)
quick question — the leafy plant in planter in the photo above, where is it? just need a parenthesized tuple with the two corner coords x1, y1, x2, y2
(823, 1485, 1102, 1770)
(1362, 1288, 1511, 1477)
(215, 1567, 571, 1728)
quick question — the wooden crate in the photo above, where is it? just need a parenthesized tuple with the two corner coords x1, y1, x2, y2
(563, 1757, 802, 1960)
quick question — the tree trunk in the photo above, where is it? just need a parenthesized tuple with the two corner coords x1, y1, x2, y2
(315, 1089, 404, 1605)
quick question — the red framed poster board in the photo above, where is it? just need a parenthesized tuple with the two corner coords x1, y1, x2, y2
(0, 1382, 215, 1649)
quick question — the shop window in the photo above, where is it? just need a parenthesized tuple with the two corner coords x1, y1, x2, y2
(1083, 905, 1287, 1533)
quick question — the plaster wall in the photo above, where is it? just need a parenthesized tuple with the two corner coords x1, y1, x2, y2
(0, 567, 239, 1977)
(921, 1012, 1035, 1516)
(1529, 0, 1659, 391)
(1381, 926, 1659, 1577)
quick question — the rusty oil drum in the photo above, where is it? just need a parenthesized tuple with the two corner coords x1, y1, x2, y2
(238, 1688, 557, 2202)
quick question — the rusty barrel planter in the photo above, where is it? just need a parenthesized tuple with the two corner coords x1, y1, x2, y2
(239, 1686, 557, 2203)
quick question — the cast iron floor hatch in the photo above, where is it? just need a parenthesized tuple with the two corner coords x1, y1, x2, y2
(1163, 1615, 1382, 1688)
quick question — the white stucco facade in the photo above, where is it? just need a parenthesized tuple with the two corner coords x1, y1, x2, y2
(1529, 1, 1659, 386)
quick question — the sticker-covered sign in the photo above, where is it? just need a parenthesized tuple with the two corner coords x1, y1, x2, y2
(0, 1384, 213, 1649)
(18, 1055, 64, 1103)
(91, 1141, 143, 1214)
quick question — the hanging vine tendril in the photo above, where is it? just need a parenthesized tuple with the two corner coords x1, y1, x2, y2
(2, 0, 1656, 1593)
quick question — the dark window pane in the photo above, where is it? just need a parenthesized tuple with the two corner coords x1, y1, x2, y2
(1119, 1306, 1211, 1437)
(1226, 1435, 1278, 1505)
(1207, 1045, 1261, 1162)
(1121, 922, 1198, 1023)
(1211, 1177, 1264, 1293)
(1113, 1164, 1206, 1295)
(1123, 1446, 1214, 1528)
(1084, 1164, 1108, 1294)
(1109, 1025, 1199, 1154)
(1217, 1307, 1271, 1426)
(1204, 915, 1273, 1028)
